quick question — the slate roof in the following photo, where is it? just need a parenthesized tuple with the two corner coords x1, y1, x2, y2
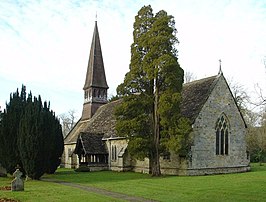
(65, 75, 219, 143)
(74, 132, 107, 155)
(65, 99, 121, 143)
(83, 21, 108, 90)
(84, 99, 121, 138)
(181, 75, 218, 122)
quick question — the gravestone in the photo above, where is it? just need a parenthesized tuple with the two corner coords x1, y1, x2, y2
(11, 168, 24, 191)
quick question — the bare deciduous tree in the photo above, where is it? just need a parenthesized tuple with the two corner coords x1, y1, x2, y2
(247, 109, 266, 164)
(228, 78, 250, 117)
(184, 71, 197, 83)
(254, 84, 266, 107)
(60, 109, 77, 137)
(257, 57, 266, 106)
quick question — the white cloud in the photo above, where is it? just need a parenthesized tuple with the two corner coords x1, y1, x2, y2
(0, 0, 265, 116)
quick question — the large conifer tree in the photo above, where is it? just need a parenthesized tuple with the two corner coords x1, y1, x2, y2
(42, 101, 64, 174)
(18, 95, 64, 179)
(18, 96, 44, 179)
(0, 86, 63, 179)
(115, 5, 191, 176)
(0, 86, 26, 174)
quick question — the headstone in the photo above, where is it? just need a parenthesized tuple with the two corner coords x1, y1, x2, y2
(11, 168, 24, 191)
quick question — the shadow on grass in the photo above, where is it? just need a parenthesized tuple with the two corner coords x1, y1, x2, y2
(42, 163, 266, 184)
(43, 169, 156, 184)
(250, 163, 266, 172)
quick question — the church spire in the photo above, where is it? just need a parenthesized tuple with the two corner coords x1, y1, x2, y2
(81, 21, 108, 120)
(83, 21, 108, 90)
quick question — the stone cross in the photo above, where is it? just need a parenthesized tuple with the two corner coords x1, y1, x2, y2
(11, 168, 24, 191)
(218, 59, 222, 75)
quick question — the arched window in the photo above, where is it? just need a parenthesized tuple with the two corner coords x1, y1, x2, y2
(84, 91, 88, 99)
(215, 114, 229, 155)
(114, 146, 117, 161)
(111, 145, 117, 161)
(97, 89, 101, 98)
(111, 145, 114, 160)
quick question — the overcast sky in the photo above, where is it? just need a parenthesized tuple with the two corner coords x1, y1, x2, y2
(0, 0, 266, 118)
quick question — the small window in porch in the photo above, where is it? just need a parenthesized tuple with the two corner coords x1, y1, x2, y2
(111, 145, 117, 161)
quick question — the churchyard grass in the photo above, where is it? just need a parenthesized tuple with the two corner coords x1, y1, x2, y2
(0, 176, 122, 202)
(0, 163, 265, 201)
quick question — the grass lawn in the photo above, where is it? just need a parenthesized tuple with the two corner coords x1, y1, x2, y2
(1, 163, 265, 202)
(0, 176, 122, 202)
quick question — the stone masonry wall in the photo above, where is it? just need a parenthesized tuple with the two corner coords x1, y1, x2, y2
(107, 139, 131, 171)
(63, 144, 78, 169)
(160, 153, 188, 175)
(131, 158, 150, 174)
(190, 75, 250, 174)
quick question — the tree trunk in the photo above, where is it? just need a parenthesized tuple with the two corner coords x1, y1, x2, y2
(151, 77, 161, 176)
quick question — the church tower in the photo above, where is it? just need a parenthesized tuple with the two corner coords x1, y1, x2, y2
(81, 21, 108, 120)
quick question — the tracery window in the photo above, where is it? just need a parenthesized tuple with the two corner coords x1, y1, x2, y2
(215, 114, 229, 155)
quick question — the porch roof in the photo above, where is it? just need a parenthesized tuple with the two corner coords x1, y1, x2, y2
(74, 132, 108, 155)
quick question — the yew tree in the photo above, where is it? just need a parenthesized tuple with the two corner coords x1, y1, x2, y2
(18, 95, 64, 179)
(0, 86, 26, 174)
(115, 5, 191, 176)
(0, 86, 63, 179)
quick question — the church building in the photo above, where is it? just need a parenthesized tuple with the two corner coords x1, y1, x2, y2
(62, 21, 250, 175)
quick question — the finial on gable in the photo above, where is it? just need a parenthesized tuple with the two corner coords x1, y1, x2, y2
(95, 12, 97, 22)
(218, 59, 223, 75)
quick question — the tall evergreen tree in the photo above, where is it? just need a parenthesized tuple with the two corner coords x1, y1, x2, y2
(42, 101, 64, 174)
(0, 85, 64, 179)
(115, 5, 191, 176)
(0, 105, 3, 167)
(18, 96, 44, 179)
(0, 86, 26, 174)
(18, 96, 64, 179)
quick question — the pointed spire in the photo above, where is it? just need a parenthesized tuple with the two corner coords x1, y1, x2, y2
(83, 21, 108, 90)
(81, 21, 108, 120)
(218, 59, 223, 75)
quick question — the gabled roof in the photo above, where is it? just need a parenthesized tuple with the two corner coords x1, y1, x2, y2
(181, 75, 218, 123)
(84, 99, 121, 138)
(64, 118, 91, 144)
(74, 132, 107, 155)
(83, 21, 108, 90)
(65, 99, 121, 143)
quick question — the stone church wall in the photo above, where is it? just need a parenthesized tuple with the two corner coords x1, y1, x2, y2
(131, 158, 150, 174)
(63, 144, 79, 169)
(108, 140, 186, 175)
(129, 153, 188, 175)
(190, 76, 250, 175)
(160, 153, 188, 175)
(106, 138, 131, 171)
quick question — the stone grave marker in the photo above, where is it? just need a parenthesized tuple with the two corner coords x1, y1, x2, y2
(11, 168, 24, 191)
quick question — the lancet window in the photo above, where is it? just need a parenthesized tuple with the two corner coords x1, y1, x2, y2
(111, 145, 117, 161)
